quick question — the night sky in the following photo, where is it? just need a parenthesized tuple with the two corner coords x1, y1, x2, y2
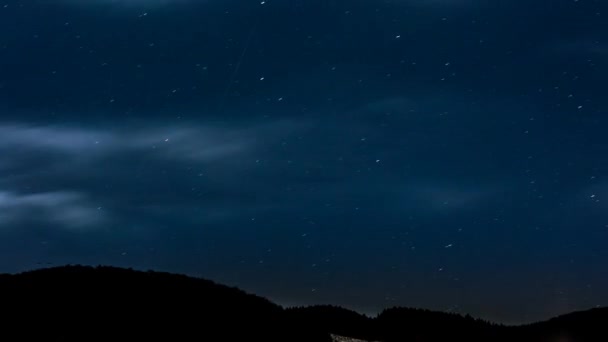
(1, 0, 607, 324)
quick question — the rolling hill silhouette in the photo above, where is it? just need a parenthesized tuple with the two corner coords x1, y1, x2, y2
(0, 266, 605, 341)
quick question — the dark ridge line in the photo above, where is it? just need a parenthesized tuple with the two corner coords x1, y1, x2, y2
(3, 263, 604, 327)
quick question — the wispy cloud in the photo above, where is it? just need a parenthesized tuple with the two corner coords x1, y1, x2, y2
(400, 183, 505, 212)
(0, 121, 280, 163)
(387, 0, 481, 9)
(0, 119, 300, 230)
(0, 191, 103, 229)
(550, 39, 608, 57)
(0, 124, 111, 155)
(60, 0, 198, 7)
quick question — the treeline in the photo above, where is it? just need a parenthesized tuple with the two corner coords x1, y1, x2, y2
(0, 266, 605, 342)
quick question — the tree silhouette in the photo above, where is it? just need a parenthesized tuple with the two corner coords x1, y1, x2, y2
(0, 265, 605, 342)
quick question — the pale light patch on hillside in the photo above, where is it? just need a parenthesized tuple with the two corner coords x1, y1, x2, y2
(331, 334, 380, 342)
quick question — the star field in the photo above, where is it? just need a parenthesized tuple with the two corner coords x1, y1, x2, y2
(0, 0, 607, 324)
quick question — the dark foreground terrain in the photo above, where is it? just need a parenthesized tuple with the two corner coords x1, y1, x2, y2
(0, 266, 605, 341)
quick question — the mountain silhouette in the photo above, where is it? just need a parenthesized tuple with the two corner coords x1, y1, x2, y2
(0, 265, 605, 342)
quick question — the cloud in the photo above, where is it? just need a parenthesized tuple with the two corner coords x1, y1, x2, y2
(550, 39, 608, 57)
(365, 97, 416, 113)
(0, 121, 275, 163)
(0, 119, 300, 230)
(0, 191, 103, 230)
(124, 120, 298, 163)
(400, 183, 504, 212)
(59, 0, 198, 8)
(0, 124, 112, 155)
(386, 0, 480, 8)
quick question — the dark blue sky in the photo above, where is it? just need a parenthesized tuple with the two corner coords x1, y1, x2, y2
(1, 0, 607, 324)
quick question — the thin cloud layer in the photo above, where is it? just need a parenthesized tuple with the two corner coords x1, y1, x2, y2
(0, 191, 103, 229)
(0, 119, 299, 230)
(0, 122, 271, 162)
(59, 0, 198, 7)
(0, 124, 112, 155)
(387, 0, 480, 8)
(399, 183, 505, 212)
